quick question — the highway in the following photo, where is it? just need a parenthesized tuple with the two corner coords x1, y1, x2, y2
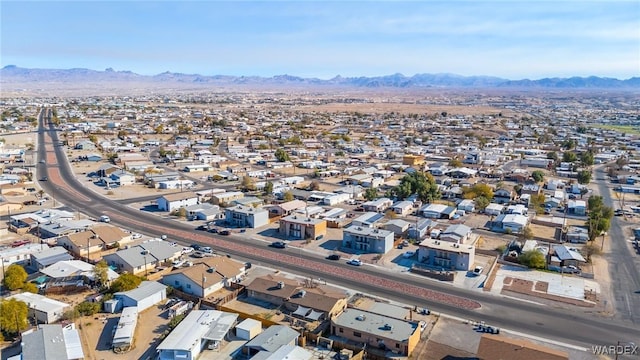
(35, 109, 640, 349)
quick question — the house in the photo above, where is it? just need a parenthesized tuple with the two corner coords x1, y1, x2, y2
(493, 213, 529, 233)
(351, 212, 385, 228)
(110, 170, 136, 186)
(0, 243, 55, 268)
(493, 188, 513, 204)
(8, 292, 70, 324)
(86, 153, 103, 162)
(244, 325, 300, 357)
(342, 226, 394, 254)
(40, 260, 119, 284)
(184, 203, 224, 221)
(447, 167, 477, 178)
(254, 345, 313, 360)
(157, 192, 199, 212)
(484, 203, 504, 216)
(567, 200, 586, 216)
(331, 308, 421, 356)
(402, 154, 425, 166)
(57, 225, 132, 262)
(104, 240, 182, 275)
(476, 334, 569, 360)
(418, 239, 476, 271)
(272, 199, 307, 216)
(74, 140, 96, 150)
(112, 306, 137, 353)
(420, 204, 457, 219)
(566, 226, 589, 244)
(246, 274, 349, 321)
(384, 219, 410, 235)
(30, 246, 73, 270)
(457, 199, 475, 213)
(506, 204, 528, 215)
(362, 198, 393, 212)
(162, 257, 246, 298)
(38, 219, 96, 239)
(157, 310, 238, 360)
(407, 219, 436, 240)
(114, 281, 167, 312)
(224, 205, 270, 228)
(21, 324, 84, 360)
(211, 191, 244, 206)
(279, 215, 327, 240)
(440, 224, 472, 244)
(551, 244, 586, 267)
(390, 201, 414, 216)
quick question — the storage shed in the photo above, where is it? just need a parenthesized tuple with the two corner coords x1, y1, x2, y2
(235, 318, 262, 340)
(114, 281, 167, 312)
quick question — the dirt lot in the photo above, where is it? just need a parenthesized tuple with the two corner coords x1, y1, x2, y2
(78, 300, 172, 360)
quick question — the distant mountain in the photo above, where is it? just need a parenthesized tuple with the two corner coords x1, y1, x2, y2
(1, 65, 638, 89)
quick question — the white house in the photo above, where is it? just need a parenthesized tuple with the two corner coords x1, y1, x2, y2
(390, 201, 414, 216)
(484, 203, 504, 216)
(157, 310, 238, 360)
(494, 213, 529, 233)
(457, 199, 475, 213)
(362, 198, 393, 212)
(8, 292, 70, 324)
(114, 281, 167, 312)
(157, 192, 199, 212)
(342, 226, 394, 254)
(225, 205, 270, 228)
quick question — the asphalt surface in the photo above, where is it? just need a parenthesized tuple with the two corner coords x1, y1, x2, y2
(595, 166, 640, 324)
(35, 109, 640, 350)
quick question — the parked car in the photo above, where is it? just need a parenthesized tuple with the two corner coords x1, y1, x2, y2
(403, 251, 415, 258)
(219, 230, 231, 236)
(190, 244, 202, 251)
(208, 228, 218, 233)
(182, 247, 194, 255)
(326, 254, 341, 261)
(39, 176, 48, 181)
(195, 225, 208, 231)
(11, 239, 30, 247)
(201, 246, 213, 254)
(172, 260, 185, 268)
(347, 259, 362, 266)
(473, 266, 484, 275)
(270, 241, 287, 249)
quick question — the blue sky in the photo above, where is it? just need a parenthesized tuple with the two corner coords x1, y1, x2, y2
(1, 1, 639, 79)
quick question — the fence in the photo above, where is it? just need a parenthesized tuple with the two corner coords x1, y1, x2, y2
(409, 265, 455, 281)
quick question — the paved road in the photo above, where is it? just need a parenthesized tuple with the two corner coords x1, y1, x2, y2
(594, 166, 640, 324)
(36, 109, 640, 350)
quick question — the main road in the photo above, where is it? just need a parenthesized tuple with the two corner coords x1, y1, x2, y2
(36, 109, 639, 349)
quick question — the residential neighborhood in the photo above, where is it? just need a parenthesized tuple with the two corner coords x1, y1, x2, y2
(0, 89, 639, 360)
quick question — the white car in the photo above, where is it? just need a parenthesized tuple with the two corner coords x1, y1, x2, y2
(172, 260, 185, 268)
(100, 215, 111, 223)
(347, 259, 362, 266)
(473, 266, 484, 275)
(181, 247, 194, 255)
(131, 233, 142, 239)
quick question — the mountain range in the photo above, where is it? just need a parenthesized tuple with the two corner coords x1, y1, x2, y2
(2, 65, 639, 89)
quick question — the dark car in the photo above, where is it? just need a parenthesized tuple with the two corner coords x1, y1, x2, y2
(190, 244, 202, 251)
(195, 225, 208, 231)
(270, 241, 286, 249)
(326, 254, 341, 261)
(208, 228, 218, 233)
(219, 230, 231, 236)
(40, 176, 48, 181)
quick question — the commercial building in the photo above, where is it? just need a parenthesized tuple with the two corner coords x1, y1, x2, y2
(278, 214, 327, 240)
(224, 205, 269, 228)
(418, 239, 476, 271)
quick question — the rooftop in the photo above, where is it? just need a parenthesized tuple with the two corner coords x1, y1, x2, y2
(332, 308, 418, 342)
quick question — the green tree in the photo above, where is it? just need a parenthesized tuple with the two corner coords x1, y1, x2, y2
(474, 196, 490, 212)
(580, 151, 595, 166)
(389, 172, 441, 203)
(364, 187, 378, 201)
(531, 170, 545, 183)
(110, 273, 142, 293)
(264, 181, 274, 195)
(577, 170, 592, 184)
(241, 176, 256, 191)
(449, 158, 462, 168)
(519, 250, 546, 269)
(562, 152, 578, 163)
(283, 191, 294, 202)
(93, 260, 110, 289)
(547, 151, 558, 161)
(3, 264, 27, 291)
(530, 193, 546, 214)
(274, 148, 290, 162)
(22, 282, 38, 294)
(75, 301, 101, 316)
(0, 298, 29, 335)
(462, 183, 494, 201)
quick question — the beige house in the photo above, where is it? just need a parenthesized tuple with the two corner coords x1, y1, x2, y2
(57, 225, 132, 262)
(246, 274, 348, 321)
(162, 257, 246, 298)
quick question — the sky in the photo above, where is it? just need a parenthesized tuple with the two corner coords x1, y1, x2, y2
(1, 1, 639, 80)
